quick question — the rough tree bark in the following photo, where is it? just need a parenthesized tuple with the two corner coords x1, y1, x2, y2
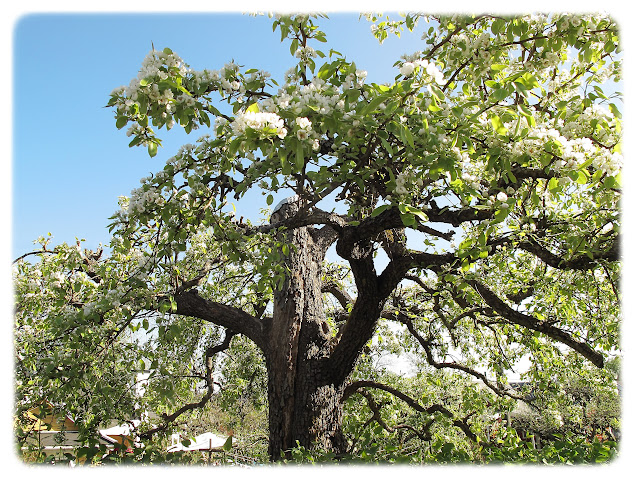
(265, 197, 347, 460)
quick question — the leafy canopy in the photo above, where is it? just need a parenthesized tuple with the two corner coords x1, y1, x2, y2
(15, 12, 620, 463)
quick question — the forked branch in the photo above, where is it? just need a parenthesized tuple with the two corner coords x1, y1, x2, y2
(396, 312, 534, 404)
(468, 279, 604, 367)
(139, 329, 237, 440)
(342, 380, 487, 447)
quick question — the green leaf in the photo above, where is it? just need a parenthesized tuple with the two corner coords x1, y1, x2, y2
(362, 94, 390, 115)
(431, 86, 445, 101)
(400, 212, 415, 227)
(380, 137, 394, 156)
(148, 142, 158, 157)
(200, 111, 210, 128)
(460, 258, 470, 272)
(317, 61, 335, 80)
(490, 115, 508, 135)
(128, 136, 142, 148)
(401, 125, 414, 148)
(493, 207, 509, 223)
(295, 142, 305, 172)
(514, 72, 539, 91)
(576, 170, 589, 184)
(609, 103, 622, 119)
(345, 88, 360, 105)
(491, 19, 505, 35)
(405, 204, 428, 222)
(514, 82, 528, 96)
(371, 204, 391, 217)
(518, 104, 536, 127)
(267, 194, 274, 205)
(223, 436, 233, 452)
(491, 88, 510, 102)
(116, 116, 128, 129)
(246, 102, 260, 113)
(281, 150, 291, 176)
(603, 175, 619, 189)
(290, 38, 299, 56)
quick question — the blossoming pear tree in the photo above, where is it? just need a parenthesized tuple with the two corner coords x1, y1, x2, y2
(14, 13, 621, 461)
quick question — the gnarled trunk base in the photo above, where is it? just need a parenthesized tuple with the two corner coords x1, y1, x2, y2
(265, 199, 347, 460)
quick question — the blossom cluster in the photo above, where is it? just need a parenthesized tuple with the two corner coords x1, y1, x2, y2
(230, 110, 288, 139)
(551, 132, 621, 178)
(236, 76, 352, 150)
(490, 191, 510, 210)
(398, 59, 445, 85)
(562, 104, 619, 146)
(295, 46, 318, 63)
(394, 171, 410, 195)
(450, 31, 491, 57)
(110, 49, 273, 142)
(110, 49, 188, 109)
(263, 77, 346, 115)
(126, 185, 165, 215)
(107, 13, 620, 237)
(295, 116, 313, 141)
(476, 104, 621, 181)
(392, 170, 426, 197)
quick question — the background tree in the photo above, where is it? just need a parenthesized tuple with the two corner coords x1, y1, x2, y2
(14, 12, 621, 462)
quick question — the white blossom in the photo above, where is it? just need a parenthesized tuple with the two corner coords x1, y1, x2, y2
(231, 110, 287, 139)
(399, 62, 416, 76)
(295, 117, 312, 130)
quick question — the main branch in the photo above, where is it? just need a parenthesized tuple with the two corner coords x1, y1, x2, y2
(468, 279, 605, 367)
(173, 289, 266, 350)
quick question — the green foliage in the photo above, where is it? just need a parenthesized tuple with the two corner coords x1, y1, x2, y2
(286, 432, 617, 465)
(15, 12, 621, 465)
(481, 431, 617, 464)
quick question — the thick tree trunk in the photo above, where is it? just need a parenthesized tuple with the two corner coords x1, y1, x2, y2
(265, 199, 347, 460)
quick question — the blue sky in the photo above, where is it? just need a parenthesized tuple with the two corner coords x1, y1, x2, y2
(11, 12, 431, 259)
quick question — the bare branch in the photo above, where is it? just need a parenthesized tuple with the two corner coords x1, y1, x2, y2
(13, 249, 54, 264)
(404, 274, 438, 295)
(243, 207, 349, 236)
(343, 380, 427, 412)
(175, 256, 223, 294)
(321, 281, 354, 310)
(414, 223, 455, 241)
